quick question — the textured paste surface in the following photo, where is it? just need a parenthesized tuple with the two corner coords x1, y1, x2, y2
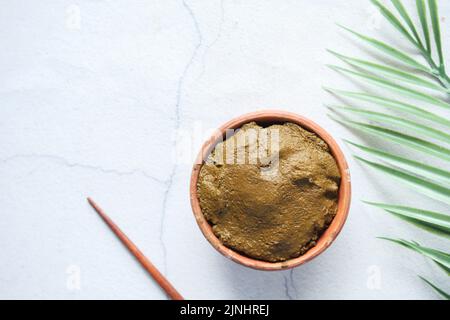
(197, 122, 341, 262)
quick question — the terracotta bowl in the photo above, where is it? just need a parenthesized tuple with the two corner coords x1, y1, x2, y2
(189, 110, 351, 271)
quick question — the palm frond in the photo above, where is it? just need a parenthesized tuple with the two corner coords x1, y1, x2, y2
(419, 276, 450, 300)
(380, 238, 450, 275)
(337, 24, 431, 72)
(330, 115, 450, 161)
(329, 0, 450, 299)
(330, 105, 450, 143)
(328, 64, 450, 109)
(371, 0, 418, 46)
(345, 140, 450, 185)
(327, 49, 447, 92)
(323, 87, 450, 127)
(354, 156, 450, 205)
(428, 0, 444, 68)
(365, 201, 450, 237)
(416, 0, 431, 53)
(391, 0, 423, 47)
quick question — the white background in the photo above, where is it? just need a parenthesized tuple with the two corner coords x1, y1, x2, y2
(1, 0, 449, 299)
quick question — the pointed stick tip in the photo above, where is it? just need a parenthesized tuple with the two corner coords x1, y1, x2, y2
(87, 197, 95, 207)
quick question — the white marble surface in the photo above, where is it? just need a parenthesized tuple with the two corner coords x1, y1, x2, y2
(1, 0, 449, 299)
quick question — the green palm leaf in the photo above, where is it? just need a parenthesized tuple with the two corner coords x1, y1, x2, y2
(323, 87, 450, 127)
(419, 276, 450, 299)
(328, 64, 450, 109)
(371, 0, 417, 46)
(330, 105, 450, 143)
(355, 156, 450, 205)
(327, 50, 446, 92)
(338, 24, 431, 72)
(365, 201, 450, 237)
(391, 0, 423, 47)
(416, 0, 431, 53)
(330, 0, 450, 299)
(380, 238, 450, 275)
(428, 0, 444, 68)
(345, 140, 450, 185)
(330, 116, 450, 161)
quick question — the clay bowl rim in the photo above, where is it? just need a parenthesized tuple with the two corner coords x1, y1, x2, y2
(189, 110, 351, 271)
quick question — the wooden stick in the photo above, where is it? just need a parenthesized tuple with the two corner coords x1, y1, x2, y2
(87, 197, 184, 300)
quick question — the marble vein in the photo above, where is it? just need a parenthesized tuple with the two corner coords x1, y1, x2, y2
(0, 153, 166, 184)
(289, 269, 298, 299)
(159, 0, 203, 275)
(283, 269, 298, 300)
(283, 274, 294, 300)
